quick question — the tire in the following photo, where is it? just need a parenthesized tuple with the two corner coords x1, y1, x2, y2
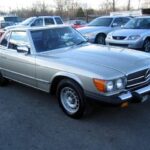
(96, 34, 106, 45)
(0, 72, 8, 86)
(56, 79, 85, 119)
(143, 39, 150, 52)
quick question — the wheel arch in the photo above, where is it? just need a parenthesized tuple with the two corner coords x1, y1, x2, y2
(143, 36, 150, 42)
(50, 72, 84, 95)
(143, 36, 150, 48)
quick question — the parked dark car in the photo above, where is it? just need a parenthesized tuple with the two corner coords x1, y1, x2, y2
(0, 21, 14, 37)
(0, 15, 22, 24)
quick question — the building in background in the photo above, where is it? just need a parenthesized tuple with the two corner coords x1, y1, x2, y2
(142, 0, 150, 8)
(110, 8, 150, 16)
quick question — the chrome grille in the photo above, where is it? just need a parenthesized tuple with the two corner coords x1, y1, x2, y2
(112, 36, 126, 40)
(126, 69, 150, 90)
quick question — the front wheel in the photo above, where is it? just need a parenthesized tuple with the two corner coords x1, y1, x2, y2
(95, 34, 106, 45)
(57, 79, 85, 119)
(144, 39, 150, 52)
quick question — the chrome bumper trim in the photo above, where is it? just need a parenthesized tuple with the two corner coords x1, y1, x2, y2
(118, 92, 132, 101)
(118, 85, 150, 102)
(134, 85, 150, 95)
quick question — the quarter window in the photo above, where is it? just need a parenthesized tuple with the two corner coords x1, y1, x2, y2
(55, 17, 63, 24)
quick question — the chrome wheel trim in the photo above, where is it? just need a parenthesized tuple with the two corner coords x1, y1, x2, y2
(60, 87, 80, 114)
(144, 40, 150, 52)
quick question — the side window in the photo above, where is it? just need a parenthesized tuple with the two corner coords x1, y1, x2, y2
(44, 18, 55, 25)
(31, 18, 43, 27)
(0, 32, 11, 47)
(113, 18, 123, 26)
(122, 17, 130, 25)
(8, 31, 29, 50)
(55, 17, 63, 24)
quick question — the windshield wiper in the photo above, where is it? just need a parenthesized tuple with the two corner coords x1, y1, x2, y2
(76, 40, 88, 45)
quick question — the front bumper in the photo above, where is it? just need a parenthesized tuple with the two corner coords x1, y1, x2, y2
(106, 38, 144, 49)
(85, 85, 150, 104)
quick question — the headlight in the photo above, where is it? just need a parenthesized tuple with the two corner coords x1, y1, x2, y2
(128, 35, 141, 40)
(93, 78, 125, 93)
(116, 78, 124, 89)
(107, 33, 113, 40)
(106, 81, 114, 92)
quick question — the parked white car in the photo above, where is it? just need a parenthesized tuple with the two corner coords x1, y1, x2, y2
(106, 16, 150, 52)
(5, 16, 64, 30)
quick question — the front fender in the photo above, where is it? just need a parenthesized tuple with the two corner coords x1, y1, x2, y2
(50, 71, 83, 87)
(143, 36, 150, 41)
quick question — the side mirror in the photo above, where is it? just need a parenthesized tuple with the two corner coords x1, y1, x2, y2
(17, 45, 30, 54)
(121, 25, 124, 28)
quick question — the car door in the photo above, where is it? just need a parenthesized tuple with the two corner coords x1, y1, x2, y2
(0, 31, 36, 87)
(0, 31, 11, 75)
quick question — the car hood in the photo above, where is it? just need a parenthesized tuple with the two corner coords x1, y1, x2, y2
(38, 44, 150, 79)
(5, 24, 25, 30)
(111, 29, 148, 37)
(78, 26, 110, 34)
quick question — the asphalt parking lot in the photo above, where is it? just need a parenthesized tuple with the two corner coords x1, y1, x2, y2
(0, 81, 150, 150)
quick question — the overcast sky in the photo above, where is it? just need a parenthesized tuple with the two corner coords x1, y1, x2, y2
(0, 0, 141, 11)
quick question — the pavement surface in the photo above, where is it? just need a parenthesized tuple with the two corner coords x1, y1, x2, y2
(0, 81, 150, 150)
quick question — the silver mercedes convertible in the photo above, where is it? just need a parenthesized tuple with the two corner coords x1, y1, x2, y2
(0, 25, 150, 118)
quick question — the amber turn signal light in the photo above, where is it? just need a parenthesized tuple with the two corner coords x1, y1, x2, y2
(93, 79, 106, 93)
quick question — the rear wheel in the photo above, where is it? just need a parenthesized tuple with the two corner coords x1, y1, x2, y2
(57, 79, 85, 119)
(144, 38, 150, 52)
(96, 34, 106, 45)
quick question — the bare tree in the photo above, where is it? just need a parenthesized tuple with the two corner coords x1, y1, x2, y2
(54, 0, 80, 18)
(99, 0, 114, 15)
(138, 0, 141, 9)
(55, 0, 64, 16)
(112, 0, 115, 11)
(10, 1, 54, 18)
(127, 0, 131, 10)
(142, 0, 150, 8)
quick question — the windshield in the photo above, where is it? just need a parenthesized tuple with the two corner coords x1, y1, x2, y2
(124, 18, 150, 29)
(31, 27, 87, 52)
(88, 17, 113, 27)
(20, 17, 36, 25)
